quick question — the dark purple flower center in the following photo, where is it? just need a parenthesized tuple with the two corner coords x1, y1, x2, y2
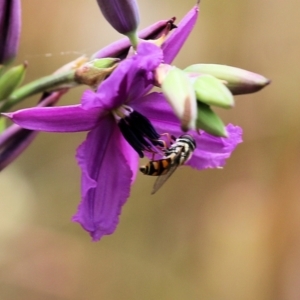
(113, 105, 162, 157)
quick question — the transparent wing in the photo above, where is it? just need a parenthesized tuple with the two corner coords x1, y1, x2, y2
(151, 163, 179, 194)
(151, 149, 183, 195)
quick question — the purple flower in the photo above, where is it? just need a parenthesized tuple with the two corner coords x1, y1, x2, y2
(0, 0, 21, 64)
(3, 5, 242, 241)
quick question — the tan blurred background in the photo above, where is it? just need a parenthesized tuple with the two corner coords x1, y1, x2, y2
(0, 0, 299, 299)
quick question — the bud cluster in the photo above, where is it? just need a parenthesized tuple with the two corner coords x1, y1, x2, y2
(155, 63, 270, 137)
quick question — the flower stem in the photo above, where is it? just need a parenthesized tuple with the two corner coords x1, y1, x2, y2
(127, 31, 139, 50)
(1, 70, 76, 112)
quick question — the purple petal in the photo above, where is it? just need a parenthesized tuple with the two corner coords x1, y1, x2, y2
(132, 92, 179, 127)
(136, 92, 243, 169)
(4, 105, 103, 132)
(73, 116, 138, 241)
(93, 19, 173, 59)
(0, 0, 21, 64)
(187, 124, 243, 170)
(84, 42, 163, 110)
(162, 5, 199, 64)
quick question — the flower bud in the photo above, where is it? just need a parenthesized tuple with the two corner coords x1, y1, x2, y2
(0, 61, 26, 101)
(196, 102, 227, 137)
(161, 67, 197, 131)
(75, 58, 119, 89)
(96, 0, 140, 46)
(0, 91, 65, 171)
(193, 74, 234, 109)
(185, 64, 270, 95)
(0, 0, 21, 65)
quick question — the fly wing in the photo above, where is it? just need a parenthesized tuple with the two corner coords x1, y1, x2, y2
(151, 148, 183, 195)
(151, 163, 179, 194)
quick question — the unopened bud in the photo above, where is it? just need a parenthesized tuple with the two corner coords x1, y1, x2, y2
(185, 64, 270, 95)
(0, 0, 21, 65)
(0, 61, 27, 101)
(96, 0, 140, 47)
(196, 102, 227, 137)
(193, 74, 234, 109)
(75, 58, 119, 89)
(161, 67, 197, 131)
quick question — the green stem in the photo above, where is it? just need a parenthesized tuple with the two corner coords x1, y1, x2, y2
(1, 69, 76, 112)
(127, 31, 139, 51)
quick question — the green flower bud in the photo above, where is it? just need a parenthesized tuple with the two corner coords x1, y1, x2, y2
(193, 74, 234, 109)
(196, 101, 227, 137)
(0, 116, 6, 133)
(75, 58, 120, 89)
(161, 66, 197, 131)
(185, 64, 270, 95)
(0, 61, 26, 101)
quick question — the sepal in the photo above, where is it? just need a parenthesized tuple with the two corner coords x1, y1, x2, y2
(193, 74, 234, 108)
(196, 102, 227, 137)
(0, 116, 6, 133)
(161, 66, 197, 131)
(75, 58, 119, 89)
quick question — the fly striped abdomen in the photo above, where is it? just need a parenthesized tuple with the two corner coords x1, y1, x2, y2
(140, 134, 196, 194)
(140, 157, 172, 176)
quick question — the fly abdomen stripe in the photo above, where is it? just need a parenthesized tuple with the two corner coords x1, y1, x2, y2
(140, 157, 172, 176)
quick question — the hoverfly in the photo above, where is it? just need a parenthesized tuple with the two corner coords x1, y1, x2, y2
(140, 134, 196, 194)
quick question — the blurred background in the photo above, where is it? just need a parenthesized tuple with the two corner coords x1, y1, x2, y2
(1, 0, 300, 299)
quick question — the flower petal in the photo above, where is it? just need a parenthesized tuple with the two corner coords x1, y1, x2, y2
(186, 124, 243, 170)
(132, 92, 179, 126)
(162, 5, 199, 64)
(3, 104, 103, 132)
(93, 19, 173, 59)
(84, 42, 163, 110)
(135, 92, 243, 169)
(73, 115, 138, 241)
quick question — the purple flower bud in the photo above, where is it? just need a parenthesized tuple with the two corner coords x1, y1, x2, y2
(96, 0, 140, 36)
(0, 91, 65, 171)
(0, 0, 21, 64)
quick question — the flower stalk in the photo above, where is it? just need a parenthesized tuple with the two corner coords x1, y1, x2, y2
(0, 69, 76, 112)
